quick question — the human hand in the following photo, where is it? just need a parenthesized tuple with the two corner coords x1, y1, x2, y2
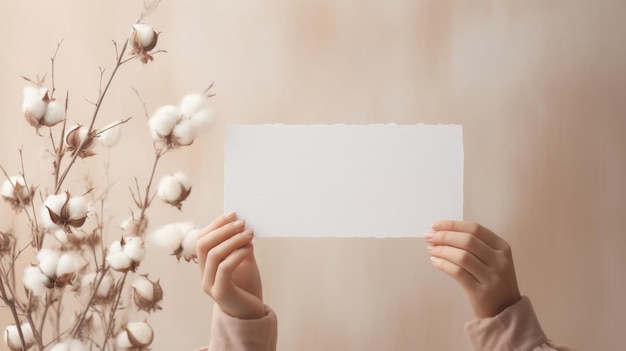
(196, 211, 265, 319)
(425, 220, 521, 319)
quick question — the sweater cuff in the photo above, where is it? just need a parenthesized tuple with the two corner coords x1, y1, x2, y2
(207, 304, 278, 351)
(465, 296, 548, 351)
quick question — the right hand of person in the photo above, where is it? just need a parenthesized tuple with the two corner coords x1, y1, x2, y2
(196, 212, 265, 319)
(425, 220, 522, 319)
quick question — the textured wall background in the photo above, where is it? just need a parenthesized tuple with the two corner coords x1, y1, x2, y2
(1, 1, 624, 350)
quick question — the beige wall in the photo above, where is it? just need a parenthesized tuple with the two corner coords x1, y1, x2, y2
(1, 1, 624, 350)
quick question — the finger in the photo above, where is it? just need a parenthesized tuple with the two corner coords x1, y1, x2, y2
(198, 211, 237, 240)
(424, 230, 495, 266)
(431, 220, 507, 250)
(211, 244, 253, 300)
(202, 229, 254, 290)
(429, 255, 480, 291)
(197, 219, 246, 275)
(427, 244, 489, 283)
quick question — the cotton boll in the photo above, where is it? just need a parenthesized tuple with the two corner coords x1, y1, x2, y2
(41, 192, 68, 230)
(123, 237, 145, 262)
(43, 100, 64, 126)
(49, 339, 87, 351)
(4, 323, 35, 350)
(106, 240, 132, 271)
(132, 276, 154, 300)
(97, 274, 114, 298)
(22, 86, 48, 120)
(98, 121, 122, 148)
(180, 93, 206, 116)
(108, 240, 123, 255)
(189, 108, 215, 134)
(49, 342, 70, 351)
(125, 321, 154, 347)
(150, 223, 185, 252)
(148, 105, 179, 139)
(66, 339, 88, 351)
(54, 229, 69, 244)
(181, 228, 199, 261)
(56, 253, 77, 277)
(1, 176, 28, 199)
(157, 175, 183, 203)
(68, 196, 88, 220)
(0, 179, 15, 198)
(173, 172, 191, 190)
(115, 330, 133, 349)
(177, 221, 196, 234)
(131, 24, 157, 50)
(44, 193, 68, 214)
(106, 251, 132, 272)
(37, 248, 60, 278)
(23, 266, 50, 296)
(172, 119, 196, 145)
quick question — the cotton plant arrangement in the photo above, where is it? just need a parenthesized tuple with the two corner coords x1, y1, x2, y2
(0, 2, 214, 350)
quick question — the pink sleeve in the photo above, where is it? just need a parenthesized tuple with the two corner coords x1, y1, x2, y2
(465, 296, 573, 351)
(195, 304, 278, 351)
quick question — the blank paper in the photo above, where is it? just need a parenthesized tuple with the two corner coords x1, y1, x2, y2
(224, 124, 463, 237)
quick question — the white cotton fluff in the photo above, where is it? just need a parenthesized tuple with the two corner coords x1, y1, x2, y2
(150, 223, 185, 252)
(116, 330, 133, 348)
(43, 100, 64, 125)
(148, 105, 180, 139)
(132, 276, 154, 300)
(97, 274, 114, 297)
(126, 322, 154, 346)
(67, 196, 88, 220)
(1, 175, 27, 199)
(37, 248, 60, 278)
(54, 229, 69, 244)
(41, 192, 68, 229)
(172, 119, 196, 145)
(189, 107, 215, 133)
(132, 24, 156, 48)
(98, 121, 122, 148)
(181, 228, 199, 260)
(56, 253, 77, 277)
(157, 175, 182, 203)
(174, 171, 191, 189)
(22, 86, 48, 120)
(4, 323, 35, 349)
(23, 266, 50, 296)
(49, 339, 88, 351)
(180, 93, 206, 117)
(123, 237, 146, 262)
(106, 240, 132, 271)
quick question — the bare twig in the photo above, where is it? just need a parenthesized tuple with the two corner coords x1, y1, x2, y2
(56, 40, 131, 193)
(50, 40, 64, 99)
(102, 272, 129, 351)
(0, 275, 29, 351)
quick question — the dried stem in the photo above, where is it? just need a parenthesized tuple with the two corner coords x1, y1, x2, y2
(0, 275, 28, 351)
(71, 266, 111, 338)
(53, 92, 69, 190)
(49, 40, 64, 100)
(102, 271, 129, 351)
(55, 40, 130, 193)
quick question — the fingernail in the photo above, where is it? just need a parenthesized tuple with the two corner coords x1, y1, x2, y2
(431, 222, 442, 230)
(232, 220, 245, 228)
(430, 257, 440, 265)
(423, 233, 434, 241)
(242, 229, 254, 237)
(224, 211, 236, 220)
(426, 245, 434, 252)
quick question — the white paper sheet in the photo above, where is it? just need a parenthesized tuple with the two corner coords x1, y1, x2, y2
(224, 124, 463, 237)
